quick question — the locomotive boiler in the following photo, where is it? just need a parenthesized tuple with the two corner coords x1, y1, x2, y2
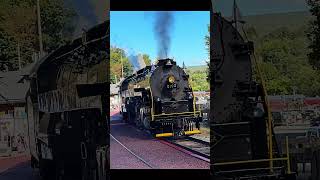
(26, 21, 109, 180)
(120, 58, 202, 138)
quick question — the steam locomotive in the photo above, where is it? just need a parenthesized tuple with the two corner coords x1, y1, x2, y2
(120, 58, 202, 138)
(26, 21, 109, 180)
(211, 12, 296, 179)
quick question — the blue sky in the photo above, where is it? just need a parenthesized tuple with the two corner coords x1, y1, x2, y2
(110, 11, 210, 67)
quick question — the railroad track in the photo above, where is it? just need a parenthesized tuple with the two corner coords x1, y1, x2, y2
(160, 136, 210, 162)
(110, 134, 156, 169)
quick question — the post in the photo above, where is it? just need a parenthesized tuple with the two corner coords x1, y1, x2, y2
(17, 42, 21, 70)
(286, 136, 291, 174)
(121, 55, 124, 79)
(37, 0, 44, 57)
(233, 0, 238, 31)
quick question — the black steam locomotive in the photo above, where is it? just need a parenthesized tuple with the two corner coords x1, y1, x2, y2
(120, 58, 202, 138)
(26, 21, 109, 180)
(211, 12, 295, 179)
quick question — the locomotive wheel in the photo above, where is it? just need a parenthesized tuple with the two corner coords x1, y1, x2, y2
(127, 111, 133, 124)
(135, 107, 142, 127)
(143, 115, 151, 130)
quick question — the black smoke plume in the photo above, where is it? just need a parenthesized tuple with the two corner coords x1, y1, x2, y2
(154, 12, 174, 59)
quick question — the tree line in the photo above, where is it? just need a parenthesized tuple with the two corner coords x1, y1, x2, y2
(110, 46, 151, 84)
(242, 1, 320, 96)
(110, 45, 210, 92)
(0, 0, 76, 71)
(205, 1, 320, 96)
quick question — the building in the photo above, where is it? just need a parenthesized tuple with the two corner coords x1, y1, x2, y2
(110, 83, 120, 111)
(0, 64, 33, 156)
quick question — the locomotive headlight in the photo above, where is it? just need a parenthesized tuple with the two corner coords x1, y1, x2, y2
(168, 75, 175, 84)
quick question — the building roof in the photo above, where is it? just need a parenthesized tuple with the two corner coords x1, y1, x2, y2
(0, 64, 34, 104)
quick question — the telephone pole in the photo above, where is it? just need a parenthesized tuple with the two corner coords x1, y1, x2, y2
(233, 0, 238, 31)
(17, 42, 21, 70)
(37, 0, 44, 58)
(121, 55, 124, 79)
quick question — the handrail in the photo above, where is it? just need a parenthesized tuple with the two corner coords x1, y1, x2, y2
(214, 135, 292, 174)
(252, 52, 274, 172)
(213, 157, 288, 166)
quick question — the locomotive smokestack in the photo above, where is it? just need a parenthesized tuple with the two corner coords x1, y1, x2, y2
(154, 12, 174, 59)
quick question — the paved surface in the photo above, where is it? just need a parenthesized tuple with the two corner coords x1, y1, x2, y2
(0, 162, 40, 180)
(0, 154, 31, 174)
(110, 117, 210, 169)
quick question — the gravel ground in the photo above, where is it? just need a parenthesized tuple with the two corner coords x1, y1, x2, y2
(110, 121, 209, 169)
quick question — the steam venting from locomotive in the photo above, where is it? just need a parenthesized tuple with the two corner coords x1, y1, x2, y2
(129, 54, 146, 71)
(154, 12, 174, 59)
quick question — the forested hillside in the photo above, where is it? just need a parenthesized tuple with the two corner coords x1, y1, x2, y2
(242, 11, 320, 96)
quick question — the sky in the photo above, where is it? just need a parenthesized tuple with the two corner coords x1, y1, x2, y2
(66, 0, 108, 36)
(110, 11, 210, 67)
(213, 0, 309, 16)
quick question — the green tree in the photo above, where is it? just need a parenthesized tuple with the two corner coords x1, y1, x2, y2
(244, 25, 258, 40)
(204, 24, 210, 82)
(187, 68, 209, 91)
(110, 46, 133, 83)
(0, 0, 76, 71)
(307, 0, 320, 70)
(142, 54, 151, 66)
(256, 26, 320, 96)
(205, 24, 209, 56)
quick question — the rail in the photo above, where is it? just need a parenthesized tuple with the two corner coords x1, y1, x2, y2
(161, 137, 210, 162)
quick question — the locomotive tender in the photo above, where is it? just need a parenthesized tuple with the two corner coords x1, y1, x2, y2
(120, 58, 202, 138)
(26, 21, 109, 180)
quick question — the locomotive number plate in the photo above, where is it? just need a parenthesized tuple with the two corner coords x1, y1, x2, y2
(167, 83, 177, 89)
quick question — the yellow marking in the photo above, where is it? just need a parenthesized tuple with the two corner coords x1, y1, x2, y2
(155, 133, 174, 137)
(191, 88, 196, 116)
(184, 130, 201, 135)
(252, 54, 274, 172)
(286, 136, 291, 174)
(186, 73, 196, 116)
(213, 157, 288, 166)
(149, 88, 154, 121)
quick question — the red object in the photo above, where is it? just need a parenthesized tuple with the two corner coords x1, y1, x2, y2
(304, 98, 320, 106)
(269, 100, 287, 111)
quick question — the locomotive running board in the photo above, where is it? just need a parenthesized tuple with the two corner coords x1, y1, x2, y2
(184, 129, 201, 135)
(156, 133, 174, 138)
(155, 130, 201, 138)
